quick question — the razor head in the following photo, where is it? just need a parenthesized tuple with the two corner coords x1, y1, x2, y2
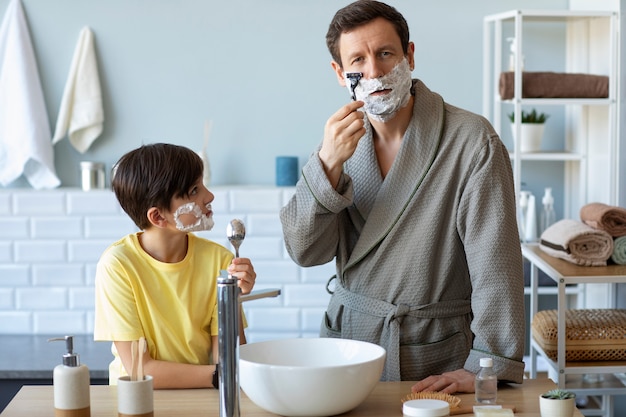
(346, 72, 363, 101)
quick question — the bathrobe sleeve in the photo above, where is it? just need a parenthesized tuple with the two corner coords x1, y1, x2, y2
(455, 132, 525, 382)
(280, 151, 355, 267)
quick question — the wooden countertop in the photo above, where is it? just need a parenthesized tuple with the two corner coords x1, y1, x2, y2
(1, 378, 583, 417)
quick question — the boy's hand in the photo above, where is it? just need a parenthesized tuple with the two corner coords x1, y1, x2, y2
(227, 257, 256, 294)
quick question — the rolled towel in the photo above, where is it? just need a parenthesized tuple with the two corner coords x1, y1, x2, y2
(612, 236, 626, 265)
(540, 219, 614, 266)
(580, 202, 626, 237)
(499, 71, 609, 100)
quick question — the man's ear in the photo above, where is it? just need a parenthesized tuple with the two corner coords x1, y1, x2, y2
(407, 41, 415, 71)
(147, 207, 167, 228)
(331, 60, 346, 87)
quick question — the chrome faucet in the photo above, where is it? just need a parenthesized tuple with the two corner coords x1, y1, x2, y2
(217, 270, 240, 417)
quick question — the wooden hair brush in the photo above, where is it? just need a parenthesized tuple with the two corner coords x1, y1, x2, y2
(401, 391, 462, 409)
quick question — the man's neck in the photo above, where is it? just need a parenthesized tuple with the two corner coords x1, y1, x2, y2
(369, 95, 414, 143)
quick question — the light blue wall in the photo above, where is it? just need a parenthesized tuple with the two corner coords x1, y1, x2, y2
(2, 0, 568, 188)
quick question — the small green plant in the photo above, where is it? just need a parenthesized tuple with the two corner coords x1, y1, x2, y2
(507, 109, 550, 124)
(541, 389, 576, 400)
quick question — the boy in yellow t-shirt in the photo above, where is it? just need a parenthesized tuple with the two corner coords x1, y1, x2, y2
(94, 143, 256, 389)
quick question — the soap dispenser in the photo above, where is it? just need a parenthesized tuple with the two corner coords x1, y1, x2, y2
(48, 336, 91, 417)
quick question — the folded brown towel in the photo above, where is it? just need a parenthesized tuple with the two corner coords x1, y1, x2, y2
(540, 219, 614, 266)
(499, 71, 609, 100)
(580, 202, 626, 237)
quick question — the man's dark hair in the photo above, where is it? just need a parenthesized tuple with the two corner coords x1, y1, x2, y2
(326, 0, 410, 67)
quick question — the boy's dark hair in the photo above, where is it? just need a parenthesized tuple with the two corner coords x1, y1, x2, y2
(326, 0, 410, 68)
(112, 143, 203, 230)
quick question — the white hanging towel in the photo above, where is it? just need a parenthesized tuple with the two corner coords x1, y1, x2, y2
(0, 0, 60, 189)
(52, 26, 104, 153)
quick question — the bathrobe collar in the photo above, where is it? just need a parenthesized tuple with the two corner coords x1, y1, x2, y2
(343, 79, 445, 271)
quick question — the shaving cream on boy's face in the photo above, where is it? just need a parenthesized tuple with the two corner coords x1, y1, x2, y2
(173, 202, 214, 232)
(344, 58, 413, 123)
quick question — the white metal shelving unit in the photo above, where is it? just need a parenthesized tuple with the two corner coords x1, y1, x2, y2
(524, 244, 626, 417)
(482, 10, 618, 221)
(485, 10, 621, 417)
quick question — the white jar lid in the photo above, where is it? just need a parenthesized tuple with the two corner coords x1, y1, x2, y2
(403, 399, 450, 417)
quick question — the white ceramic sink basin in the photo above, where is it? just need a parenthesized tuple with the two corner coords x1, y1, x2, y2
(239, 337, 386, 417)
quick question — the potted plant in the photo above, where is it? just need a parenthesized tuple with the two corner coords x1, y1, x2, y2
(539, 389, 576, 417)
(508, 109, 549, 153)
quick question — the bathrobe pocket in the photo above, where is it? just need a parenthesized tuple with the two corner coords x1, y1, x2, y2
(399, 331, 469, 380)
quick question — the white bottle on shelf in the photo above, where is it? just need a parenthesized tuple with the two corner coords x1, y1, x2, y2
(540, 187, 556, 235)
(507, 37, 524, 71)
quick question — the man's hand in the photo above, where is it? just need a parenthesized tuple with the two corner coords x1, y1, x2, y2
(410, 368, 476, 394)
(318, 101, 366, 187)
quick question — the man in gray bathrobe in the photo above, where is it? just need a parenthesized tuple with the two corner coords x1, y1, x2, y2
(280, 0, 525, 393)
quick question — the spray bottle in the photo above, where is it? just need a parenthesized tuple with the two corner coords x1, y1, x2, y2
(507, 37, 525, 72)
(540, 187, 556, 234)
(48, 336, 91, 417)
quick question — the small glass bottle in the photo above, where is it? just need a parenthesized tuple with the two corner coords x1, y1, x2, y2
(475, 358, 497, 404)
(540, 187, 556, 234)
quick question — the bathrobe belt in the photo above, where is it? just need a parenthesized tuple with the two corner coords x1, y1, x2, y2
(332, 280, 472, 381)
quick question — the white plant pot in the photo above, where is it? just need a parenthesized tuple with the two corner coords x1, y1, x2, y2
(539, 396, 576, 417)
(511, 123, 545, 153)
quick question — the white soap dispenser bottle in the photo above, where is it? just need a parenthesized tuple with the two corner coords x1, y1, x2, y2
(48, 336, 91, 417)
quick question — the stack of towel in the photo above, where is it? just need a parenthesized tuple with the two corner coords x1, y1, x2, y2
(539, 202, 626, 266)
(581, 203, 626, 265)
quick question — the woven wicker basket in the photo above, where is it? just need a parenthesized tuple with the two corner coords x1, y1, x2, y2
(531, 309, 626, 361)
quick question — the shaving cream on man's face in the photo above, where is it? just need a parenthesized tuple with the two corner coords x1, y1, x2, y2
(343, 58, 412, 123)
(173, 202, 215, 232)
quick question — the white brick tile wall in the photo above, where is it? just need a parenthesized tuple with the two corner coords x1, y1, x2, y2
(67, 191, 120, 214)
(70, 288, 95, 310)
(284, 284, 331, 308)
(302, 308, 327, 332)
(253, 260, 301, 284)
(0, 288, 14, 309)
(248, 213, 282, 236)
(0, 312, 32, 333)
(1, 217, 30, 238)
(0, 187, 334, 342)
(246, 307, 301, 331)
(301, 262, 336, 284)
(85, 216, 137, 238)
(0, 265, 30, 286)
(230, 189, 283, 212)
(34, 311, 87, 334)
(85, 264, 98, 286)
(68, 240, 112, 262)
(0, 193, 11, 214)
(14, 192, 66, 215)
(32, 217, 83, 239)
(17, 288, 68, 309)
(15, 241, 66, 263)
(0, 242, 13, 262)
(32, 265, 85, 286)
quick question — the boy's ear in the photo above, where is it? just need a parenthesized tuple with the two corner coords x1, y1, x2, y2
(147, 207, 168, 228)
